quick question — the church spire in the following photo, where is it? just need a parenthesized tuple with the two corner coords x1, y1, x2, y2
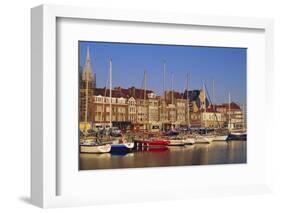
(86, 46, 90, 63)
(82, 46, 93, 81)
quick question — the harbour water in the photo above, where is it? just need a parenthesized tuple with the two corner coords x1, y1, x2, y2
(79, 140, 246, 170)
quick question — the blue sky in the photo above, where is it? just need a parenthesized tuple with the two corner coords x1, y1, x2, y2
(79, 41, 246, 105)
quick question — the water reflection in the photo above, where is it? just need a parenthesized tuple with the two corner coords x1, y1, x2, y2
(79, 141, 246, 170)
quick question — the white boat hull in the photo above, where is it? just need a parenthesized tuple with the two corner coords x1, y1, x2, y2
(184, 138, 195, 145)
(168, 139, 186, 146)
(213, 135, 228, 141)
(80, 144, 111, 153)
(194, 135, 214, 144)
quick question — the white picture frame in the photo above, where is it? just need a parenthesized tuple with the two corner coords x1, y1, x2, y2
(31, 4, 274, 208)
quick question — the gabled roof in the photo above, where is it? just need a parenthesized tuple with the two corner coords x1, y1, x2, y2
(217, 102, 241, 110)
(94, 86, 153, 99)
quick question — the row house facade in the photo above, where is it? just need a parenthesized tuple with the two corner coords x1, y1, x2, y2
(80, 47, 245, 131)
(216, 103, 244, 129)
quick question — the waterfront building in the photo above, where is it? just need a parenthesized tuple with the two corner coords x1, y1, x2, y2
(127, 97, 137, 123)
(135, 99, 148, 129)
(92, 88, 127, 129)
(182, 89, 210, 127)
(202, 106, 225, 128)
(157, 97, 168, 130)
(172, 92, 188, 126)
(216, 102, 243, 129)
(147, 92, 161, 130)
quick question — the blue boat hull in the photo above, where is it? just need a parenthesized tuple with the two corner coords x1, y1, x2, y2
(110, 144, 132, 153)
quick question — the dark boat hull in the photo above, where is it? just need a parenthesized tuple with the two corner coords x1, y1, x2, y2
(227, 133, 247, 141)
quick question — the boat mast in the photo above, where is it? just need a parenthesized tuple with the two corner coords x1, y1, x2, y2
(228, 92, 231, 130)
(203, 81, 207, 128)
(186, 73, 190, 128)
(109, 58, 112, 127)
(84, 67, 89, 134)
(163, 61, 166, 102)
(144, 70, 147, 100)
(144, 70, 147, 129)
(163, 61, 166, 131)
(102, 78, 109, 122)
(84, 47, 91, 134)
(212, 79, 215, 106)
(242, 103, 245, 130)
(212, 79, 214, 127)
(171, 72, 174, 105)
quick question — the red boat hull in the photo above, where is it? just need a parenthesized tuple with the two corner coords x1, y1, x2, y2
(134, 139, 170, 147)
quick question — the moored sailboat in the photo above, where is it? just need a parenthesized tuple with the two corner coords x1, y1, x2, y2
(213, 135, 228, 141)
(80, 47, 112, 154)
(194, 134, 214, 144)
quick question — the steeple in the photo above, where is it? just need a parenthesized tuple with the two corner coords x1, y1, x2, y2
(82, 46, 93, 81)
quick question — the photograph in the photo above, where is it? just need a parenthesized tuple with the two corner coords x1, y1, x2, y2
(78, 41, 247, 170)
